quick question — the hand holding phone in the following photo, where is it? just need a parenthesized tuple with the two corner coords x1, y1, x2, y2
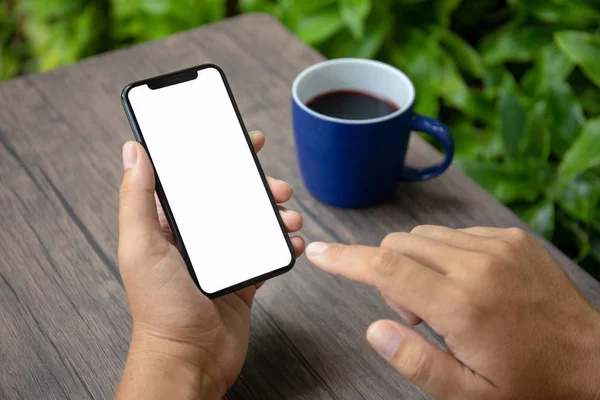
(115, 133, 304, 399)
(122, 64, 297, 297)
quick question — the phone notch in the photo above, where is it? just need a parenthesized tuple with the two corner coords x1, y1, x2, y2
(147, 69, 199, 90)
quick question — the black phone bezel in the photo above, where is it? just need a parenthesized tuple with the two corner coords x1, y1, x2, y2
(121, 64, 295, 298)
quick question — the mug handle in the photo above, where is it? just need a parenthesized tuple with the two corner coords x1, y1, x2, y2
(400, 114, 455, 181)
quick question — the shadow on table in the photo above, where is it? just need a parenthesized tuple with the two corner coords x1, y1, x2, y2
(393, 182, 471, 214)
(225, 328, 334, 400)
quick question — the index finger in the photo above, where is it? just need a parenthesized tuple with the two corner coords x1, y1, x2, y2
(306, 242, 450, 322)
(249, 130, 265, 152)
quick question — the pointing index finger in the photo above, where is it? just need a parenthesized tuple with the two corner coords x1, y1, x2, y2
(306, 242, 450, 322)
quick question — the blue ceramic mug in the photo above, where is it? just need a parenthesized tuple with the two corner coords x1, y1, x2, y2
(292, 58, 454, 208)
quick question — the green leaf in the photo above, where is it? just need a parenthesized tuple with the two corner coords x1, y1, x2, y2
(499, 90, 527, 162)
(522, 44, 575, 96)
(434, 0, 461, 26)
(593, 212, 600, 233)
(555, 31, 600, 88)
(556, 174, 600, 223)
(482, 65, 517, 98)
(74, 4, 103, 52)
(445, 90, 497, 124)
(437, 50, 469, 106)
(578, 86, 600, 115)
(522, 0, 600, 27)
(547, 82, 586, 157)
(391, 30, 442, 117)
(329, 21, 389, 59)
(523, 100, 551, 163)
(296, 9, 343, 45)
(339, 0, 371, 39)
(138, 0, 171, 16)
(438, 28, 484, 77)
(238, 0, 269, 12)
(280, 6, 301, 32)
(515, 199, 555, 239)
(0, 6, 16, 44)
(558, 117, 600, 181)
(17, 0, 83, 18)
(0, 50, 21, 80)
(288, 0, 336, 13)
(556, 211, 591, 261)
(455, 159, 545, 203)
(391, 29, 435, 70)
(486, 135, 505, 161)
(481, 25, 553, 65)
(354, 23, 387, 58)
(410, 62, 440, 118)
(590, 230, 600, 263)
(449, 119, 495, 158)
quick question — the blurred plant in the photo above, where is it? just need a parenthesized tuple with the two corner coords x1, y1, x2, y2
(0, 0, 225, 77)
(1, 0, 599, 278)
(111, 0, 225, 43)
(1, 1, 25, 79)
(17, 0, 109, 72)
(240, 0, 600, 278)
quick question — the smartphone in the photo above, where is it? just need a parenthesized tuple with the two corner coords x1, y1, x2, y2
(121, 64, 295, 297)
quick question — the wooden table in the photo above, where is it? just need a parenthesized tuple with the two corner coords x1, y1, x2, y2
(1, 14, 599, 400)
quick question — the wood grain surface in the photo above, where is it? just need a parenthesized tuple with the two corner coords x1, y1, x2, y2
(1, 14, 599, 400)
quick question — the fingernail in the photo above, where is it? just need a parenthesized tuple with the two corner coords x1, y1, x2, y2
(367, 323, 402, 360)
(280, 208, 299, 216)
(122, 142, 137, 170)
(306, 242, 328, 257)
(270, 175, 291, 186)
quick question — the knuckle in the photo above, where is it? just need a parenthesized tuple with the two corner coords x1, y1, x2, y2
(369, 249, 397, 276)
(503, 227, 530, 244)
(491, 238, 514, 255)
(400, 344, 433, 386)
(380, 232, 403, 248)
(410, 225, 434, 235)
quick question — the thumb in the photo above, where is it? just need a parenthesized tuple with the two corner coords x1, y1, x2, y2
(118, 142, 165, 260)
(366, 320, 493, 400)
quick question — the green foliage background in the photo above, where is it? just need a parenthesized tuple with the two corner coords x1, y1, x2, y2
(1, 0, 600, 278)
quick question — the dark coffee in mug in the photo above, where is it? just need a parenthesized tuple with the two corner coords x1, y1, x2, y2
(306, 89, 400, 120)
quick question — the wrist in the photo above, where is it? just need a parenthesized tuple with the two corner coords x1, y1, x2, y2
(115, 326, 227, 400)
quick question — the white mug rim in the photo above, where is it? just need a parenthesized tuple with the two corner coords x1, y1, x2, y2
(291, 58, 416, 125)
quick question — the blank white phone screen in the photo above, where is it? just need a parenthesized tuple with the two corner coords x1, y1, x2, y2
(127, 67, 292, 294)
